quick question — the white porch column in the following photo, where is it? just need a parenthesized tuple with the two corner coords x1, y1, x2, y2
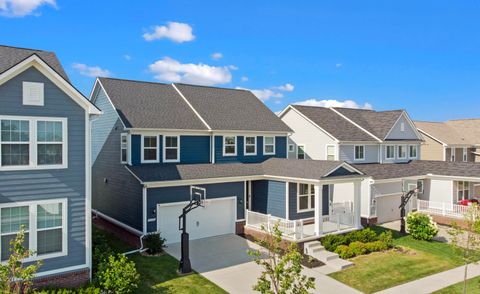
(314, 184, 323, 236)
(354, 180, 362, 229)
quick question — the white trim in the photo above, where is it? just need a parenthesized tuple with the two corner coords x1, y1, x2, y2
(323, 162, 365, 177)
(85, 112, 92, 277)
(141, 135, 159, 163)
(285, 181, 290, 220)
(397, 144, 407, 159)
(450, 147, 456, 162)
(288, 144, 295, 153)
(325, 144, 336, 160)
(35, 264, 89, 278)
(120, 133, 128, 164)
(244, 181, 247, 221)
(171, 83, 212, 130)
(463, 147, 468, 162)
(92, 209, 143, 236)
(330, 107, 382, 142)
(244, 136, 257, 156)
(222, 135, 237, 156)
(0, 55, 100, 115)
(385, 145, 395, 160)
(162, 135, 180, 163)
(211, 133, 215, 163)
(142, 187, 147, 235)
(417, 129, 448, 146)
(297, 144, 305, 159)
(353, 145, 365, 161)
(0, 115, 68, 171)
(92, 79, 127, 129)
(0, 198, 68, 263)
(297, 183, 314, 213)
(22, 81, 44, 106)
(408, 144, 418, 159)
(263, 136, 275, 155)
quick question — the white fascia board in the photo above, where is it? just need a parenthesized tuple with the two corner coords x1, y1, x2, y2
(426, 174, 480, 182)
(417, 129, 448, 146)
(172, 83, 212, 130)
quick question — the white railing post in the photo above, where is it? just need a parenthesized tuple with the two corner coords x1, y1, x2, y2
(246, 209, 249, 226)
(442, 202, 446, 216)
(337, 214, 340, 231)
(293, 221, 297, 240)
(417, 200, 420, 211)
(300, 220, 304, 239)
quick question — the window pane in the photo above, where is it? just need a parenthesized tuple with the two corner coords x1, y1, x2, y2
(225, 137, 235, 145)
(327, 146, 335, 155)
(165, 136, 178, 148)
(121, 149, 127, 162)
(265, 145, 274, 153)
(1, 120, 29, 142)
(245, 145, 255, 154)
(311, 195, 315, 208)
(1, 144, 29, 166)
(37, 229, 62, 255)
(144, 149, 157, 160)
(1, 206, 29, 234)
(165, 149, 178, 160)
(1, 233, 28, 261)
(299, 184, 308, 195)
(37, 144, 62, 165)
(144, 136, 157, 148)
(225, 146, 235, 154)
(265, 137, 274, 144)
(37, 121, 62, 142)
(299, 196, 309, 210)
(246, 137, 255, 145)
(37, 203, 62, 229)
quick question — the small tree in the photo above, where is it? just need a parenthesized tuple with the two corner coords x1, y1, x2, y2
(448, 204, 480, 294)
(97, 253, 140, 294)
(0, 226, 42, 293)
(248, 223, 315, 294)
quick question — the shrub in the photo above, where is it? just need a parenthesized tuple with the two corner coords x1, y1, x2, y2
(378, 231, 394, 248)
(92, 231, 113, 274)
(364, 241, 388, 253)
(142, 233, 166, 255)
(406, 212, 439, 241)
(320, 234, 347, 252)
(348, 241, 367, 256)
(335, 245, 354, 259)
(345, 228, 378, 244)
(35, 285, 102, 294)
(97, 254, 140, 294)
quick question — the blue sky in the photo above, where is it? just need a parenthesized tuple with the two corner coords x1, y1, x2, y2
(1, 0, 479, 121)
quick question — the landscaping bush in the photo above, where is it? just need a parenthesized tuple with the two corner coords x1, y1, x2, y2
(142, 233, 166, 255)
(97, 254, 140, 294)
(345, 228, 378, 244)
(349, 241, 367, 256)
(364, 240, 388, 253)
(335, 245, 354, 259)
(320, 234, 347, 252)
(406, 212, 439, 241)
(92, 230, 113, 274)
(378, 231, 394, 248)
(35, 285, 101, 294)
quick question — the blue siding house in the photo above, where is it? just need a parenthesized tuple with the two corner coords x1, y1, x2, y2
(0, 46, 101, 287)
(91, 77, 365, 245)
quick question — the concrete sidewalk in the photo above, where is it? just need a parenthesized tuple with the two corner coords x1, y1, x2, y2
(376, 263, 480, 294)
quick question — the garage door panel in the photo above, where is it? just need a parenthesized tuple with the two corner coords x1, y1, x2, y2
(158, 197, 236, 244)
(376, 194, 402, 224)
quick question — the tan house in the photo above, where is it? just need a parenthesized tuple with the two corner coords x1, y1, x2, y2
(415, 119, 480, 163)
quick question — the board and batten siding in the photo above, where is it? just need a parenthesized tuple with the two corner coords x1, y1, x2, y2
(0, 67, 87, 272)
(281, 108, 337, 160)
(146, 182, 245, 233)
(339, 144, 379, 163)
(91, 87, 143, 232)
(214, 135, 287, 163)
(251, 180, 286, 218)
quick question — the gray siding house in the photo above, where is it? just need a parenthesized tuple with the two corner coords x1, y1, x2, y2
(0, 46, 101, 287)
(90, 78, 366, 244)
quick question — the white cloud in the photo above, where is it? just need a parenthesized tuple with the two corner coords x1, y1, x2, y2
(211, 52, 223, 60)
(295, 99, 373, 110)
(276, 83, 294, 92)
(236, 87, 283, 102)
(149, 57, 233, 86)
(72, 63, 111, 78)
(143, 22, 195, 43)
(0, 0, 56, 17)
(123, 54, 131, 61)
(241, 76, 248, 82)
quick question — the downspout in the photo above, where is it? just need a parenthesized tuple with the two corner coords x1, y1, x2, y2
(124, 185, 149, 255)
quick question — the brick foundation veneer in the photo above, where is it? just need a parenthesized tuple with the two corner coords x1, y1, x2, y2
(34, 268, 90, 289)
(361, 217, 378, 227)
(431, 215, 468, 229)
(235, 221, 246, 234)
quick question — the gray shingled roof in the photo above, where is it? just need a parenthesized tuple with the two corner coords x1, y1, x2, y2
(174, 83, 292, 132)
(415, 120, 480, 146)
(291, 105, 375, 141)
(353, 160, 480, 180)
(126, 158, 363, 183)
(333, 108, 404, 140)
(97, 78, 209, 130)
(0, 45, 69, 81)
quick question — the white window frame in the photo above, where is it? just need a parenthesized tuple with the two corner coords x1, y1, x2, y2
(325, 144, 336, 161)
(263, 136, 276, 155)
(409, 145, 418, 159)
(354, 145, 365, 161)
(120, 133, 128, 164)
(223, 136, 237, 156)
(22, 81, 44, 106)
(288, 144, 294, 153)
(397, 145, 407, 159)
(417, 180, 424, 193)
(0, 198, 68, 262)
(0, 115, 68, 171)
(297, 183, 315, 213)
(386, 145, 395, 160)
(141, 135, 159, 163)
(451, 147, 456, 162)
(162, 135, 180, 163)
(244, 136, 257, 156)
(297, 145, 305, 159)
(457, 181, 470, 202)
(463, 147, 468, 162)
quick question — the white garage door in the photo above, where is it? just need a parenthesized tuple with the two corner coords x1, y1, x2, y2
(157, 197, 237, 244)
(376, 194, 402, 224)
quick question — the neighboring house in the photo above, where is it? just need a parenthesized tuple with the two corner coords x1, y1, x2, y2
(0, 46, 101, 287)
(279, 105, 480, 225)
(415, 120, 480, 162)
(90, 78, 366, 244)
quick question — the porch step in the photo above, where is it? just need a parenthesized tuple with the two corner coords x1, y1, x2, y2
(303, 240, 354, 271)
(326, 258, 354, 270)
(316, 250, 340, 262)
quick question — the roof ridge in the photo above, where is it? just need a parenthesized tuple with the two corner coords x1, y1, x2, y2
(329, 107, 383, 142)
(175, 82, 250, 92)
(0, 44, 51, 53)
(99, 77, 170, 86)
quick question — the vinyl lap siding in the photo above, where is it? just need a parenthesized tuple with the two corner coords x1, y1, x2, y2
(180, 136, 210, 163)
(251, 180, 286, 218)
(288, 183, 329, 220)
(0, 67, 86, 272)
(339, 144, 379, 163)
(386, 115, 419, 140)
(420, 135, 444, 161)
(91, 87, 117, 164)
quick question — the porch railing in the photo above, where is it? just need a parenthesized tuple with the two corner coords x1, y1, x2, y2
(322, 212, 355, 234)
(417, 200, 469, 219)
(246, 210, 307, 240)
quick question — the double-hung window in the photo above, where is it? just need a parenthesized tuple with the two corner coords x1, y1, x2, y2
(244, 136, 256, 156)
(263, 136, 275, 155)
(120, 134, 128, 163)
(409, 145, 418, 159)
(386, 145, 395, 159)
(0, 199, 67, 261)
(463, 148, 468, 162)
(142, 135, 158, 163)
(223, 136, 236, 156)
(0, 116, 67, 170)
(326, 145, 335, 160)
(297, 183, 315, 212)
(297, 145, 305, 159)
(450, 147, 456, 161)
(397, 145, 407, 159)
(457, 181, 470, 202)
(354, 145, 365, 161)
(163, 136, 179, 162)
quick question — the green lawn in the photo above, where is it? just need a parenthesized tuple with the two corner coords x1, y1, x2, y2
(329, 227, 465, 294)
(94, 226, 227, 294)
(434, 276, 480, 294)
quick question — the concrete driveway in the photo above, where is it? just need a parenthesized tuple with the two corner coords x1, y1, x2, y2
(164, 234, 360, 294)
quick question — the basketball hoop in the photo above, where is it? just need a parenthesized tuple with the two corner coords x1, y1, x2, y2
(190, 186, 207, 207)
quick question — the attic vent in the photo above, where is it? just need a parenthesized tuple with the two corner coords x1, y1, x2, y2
(22, 81, 44, 106)
(400, 122, 405, 132)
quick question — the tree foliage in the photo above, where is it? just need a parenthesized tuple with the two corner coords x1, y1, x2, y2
(248, 223, 315, 294)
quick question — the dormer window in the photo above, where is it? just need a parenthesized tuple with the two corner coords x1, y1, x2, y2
(23, 82, 44, 106)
